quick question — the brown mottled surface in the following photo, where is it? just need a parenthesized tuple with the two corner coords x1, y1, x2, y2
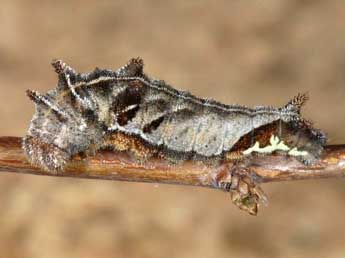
(231, 122, 279, 152)
(104, 132, 157, 160)
(1, 1, 345, 258)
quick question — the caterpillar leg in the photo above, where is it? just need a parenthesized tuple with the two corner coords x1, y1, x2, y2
(213, 164, 268, 215)
(22, 136, 70, 174)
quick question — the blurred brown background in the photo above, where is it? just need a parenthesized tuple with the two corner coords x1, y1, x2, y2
(1, 1, 345, 258)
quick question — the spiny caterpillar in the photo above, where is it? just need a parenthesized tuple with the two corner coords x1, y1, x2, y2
(23, 58, 326, 214)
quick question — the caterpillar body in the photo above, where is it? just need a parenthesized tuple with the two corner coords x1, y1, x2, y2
(23, 58, 326, 173)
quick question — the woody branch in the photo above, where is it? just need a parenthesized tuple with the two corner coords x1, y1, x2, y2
(0, 136, 344, 186)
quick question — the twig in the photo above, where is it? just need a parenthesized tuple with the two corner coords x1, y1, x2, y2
(0, 137, 344, 188)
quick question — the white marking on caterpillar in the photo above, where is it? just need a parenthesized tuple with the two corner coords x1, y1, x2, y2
(65, 74, 93, 109)
(242, 135, 308, 157)
(288, 147, 308, 156)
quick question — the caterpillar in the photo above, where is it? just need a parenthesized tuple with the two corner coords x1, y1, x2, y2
(23, 58, 326, 174)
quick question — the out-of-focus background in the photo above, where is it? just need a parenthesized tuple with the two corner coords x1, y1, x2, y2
(1, 1, 345, 257)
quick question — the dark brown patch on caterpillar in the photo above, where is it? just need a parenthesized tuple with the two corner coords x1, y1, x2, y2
(143, 116, 165, 134)
(103, 132, 157, 161)
(231, 122, 279, 152)
(117, 105, 140, 126)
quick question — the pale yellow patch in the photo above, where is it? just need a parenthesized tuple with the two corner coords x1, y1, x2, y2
(242, 135, 309, 157)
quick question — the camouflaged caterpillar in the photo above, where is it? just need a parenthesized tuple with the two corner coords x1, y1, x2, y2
(23, 58, 326, 174)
